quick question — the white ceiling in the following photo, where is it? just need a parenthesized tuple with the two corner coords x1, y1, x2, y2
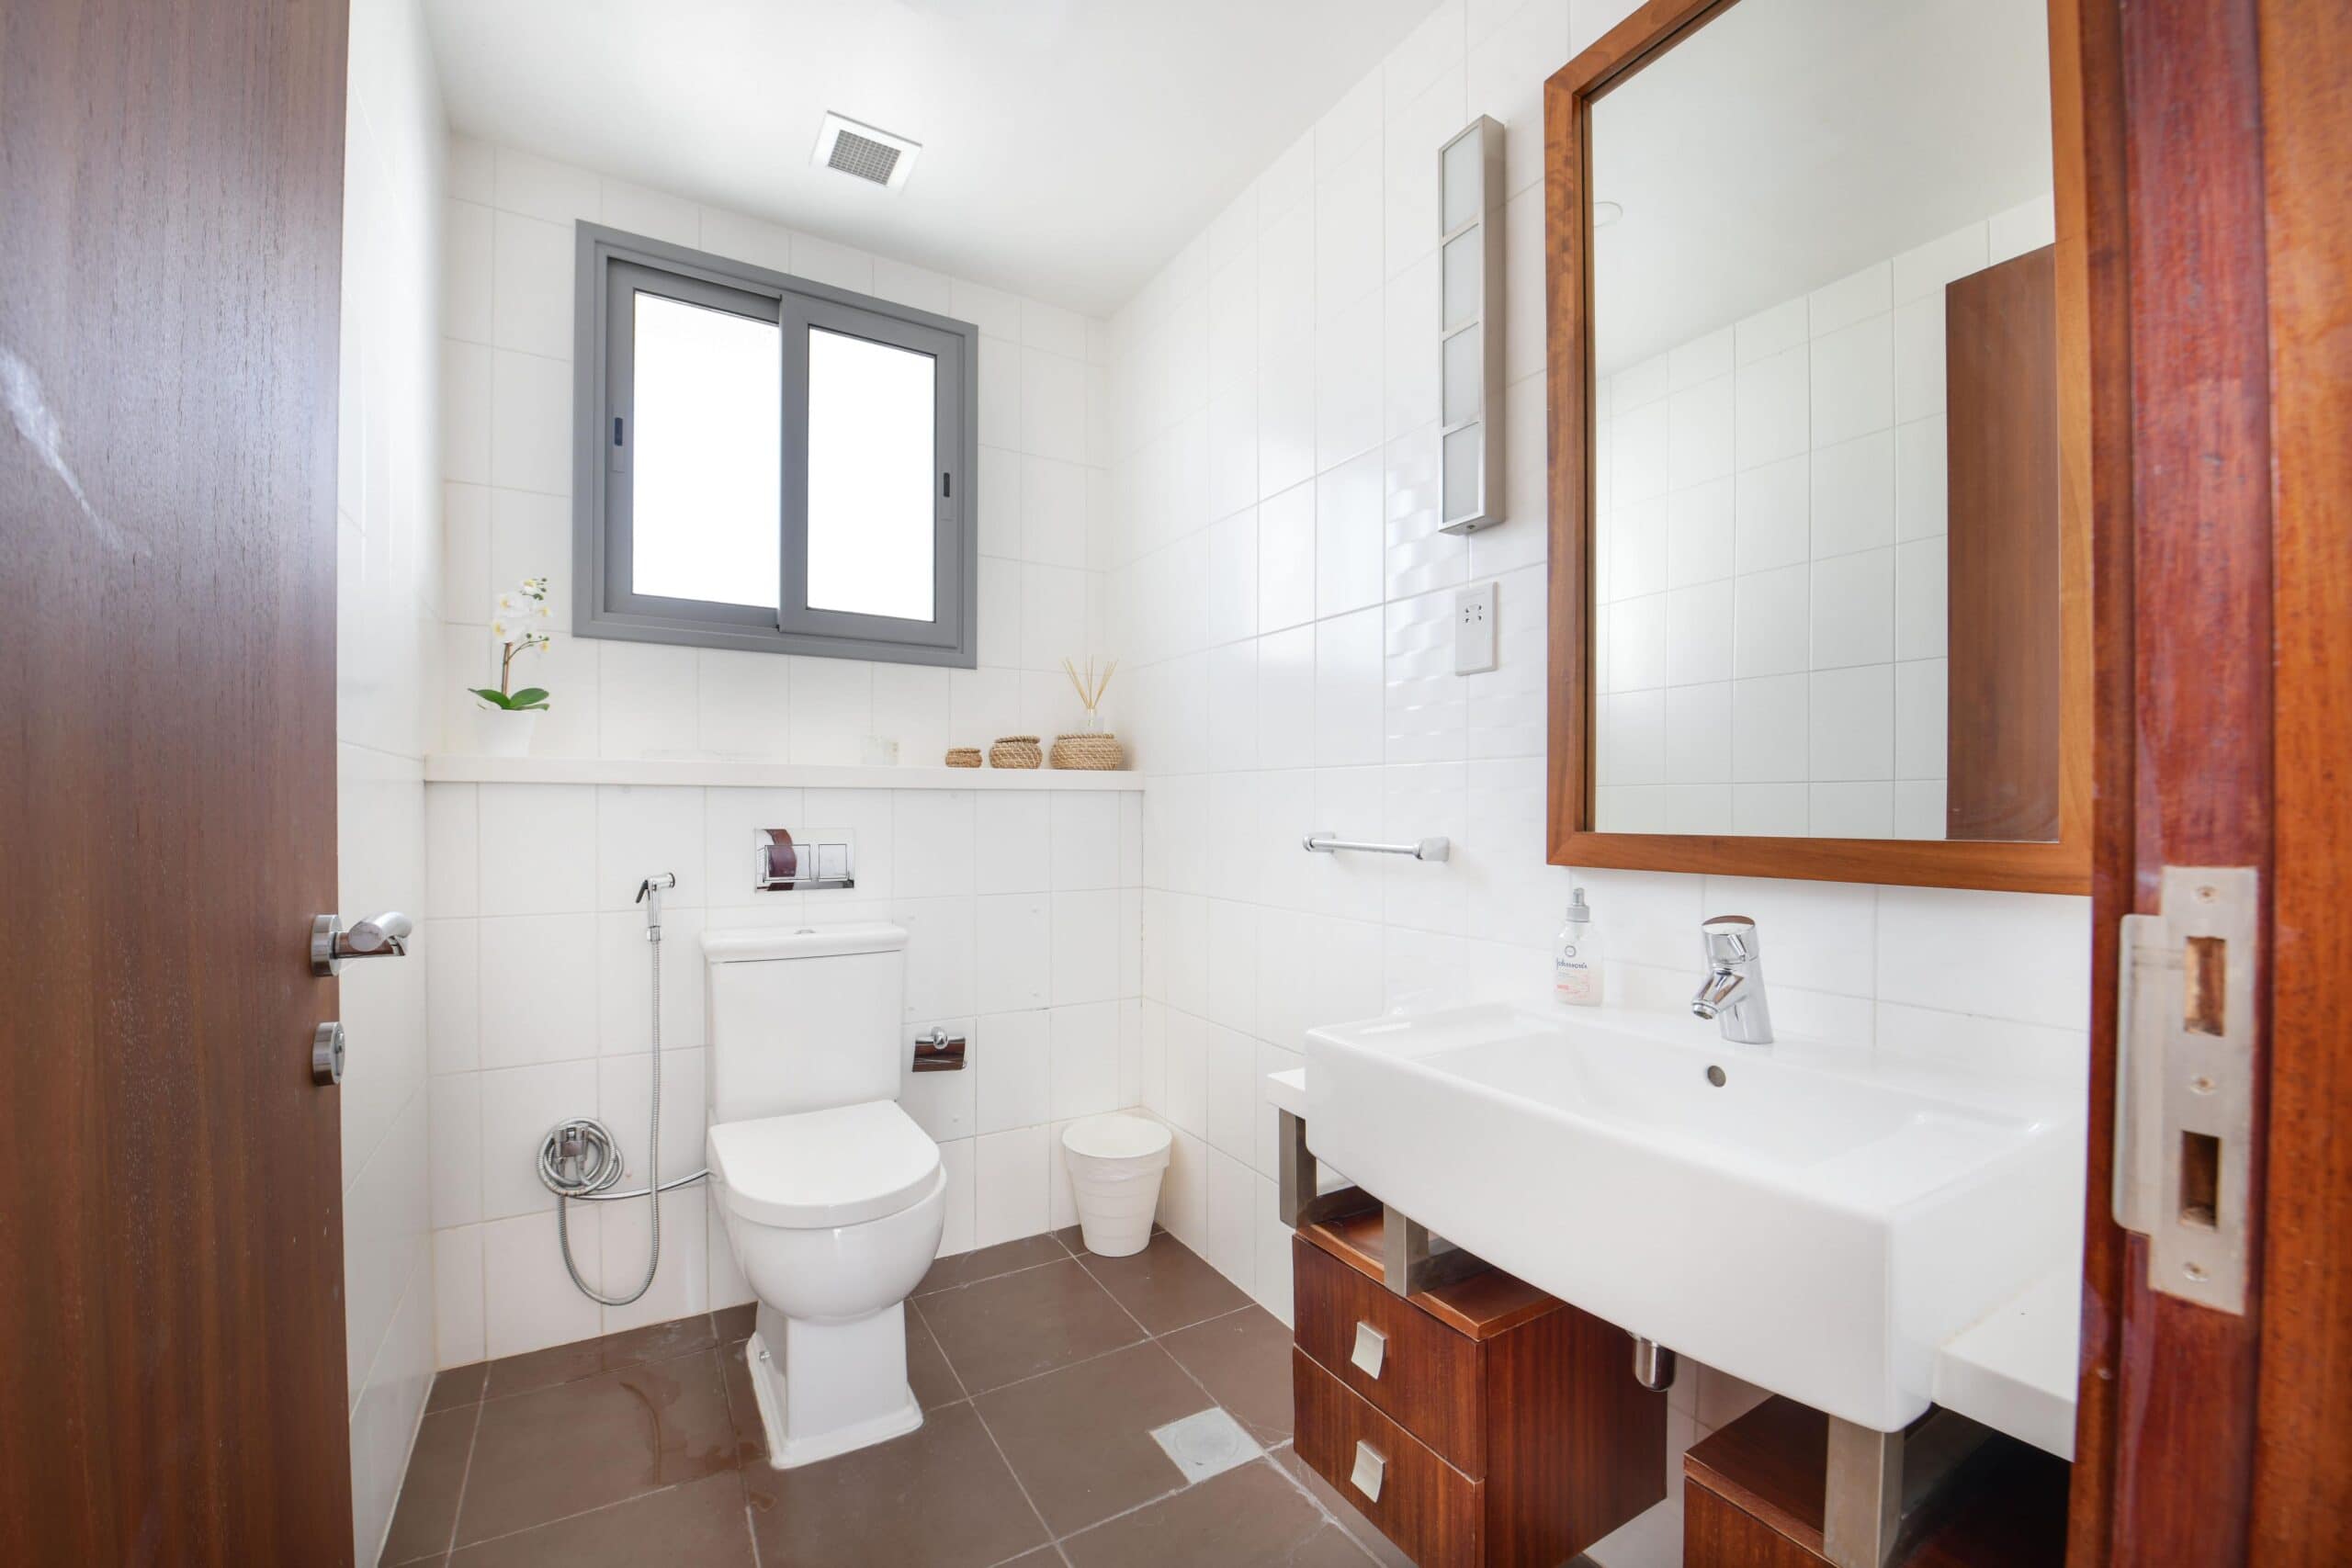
(1589, 0, 2052, 375)
(421, 0, 1442, 317)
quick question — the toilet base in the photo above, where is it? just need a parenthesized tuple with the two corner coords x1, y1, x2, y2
(746, 1303, 923, 1469)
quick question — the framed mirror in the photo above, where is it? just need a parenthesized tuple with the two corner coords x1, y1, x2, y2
(1543, 0, 2091, 894)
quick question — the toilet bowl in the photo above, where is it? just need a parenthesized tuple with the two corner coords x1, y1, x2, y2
(699, 921, 944, 1469)
(708, 1100, 946, 1467)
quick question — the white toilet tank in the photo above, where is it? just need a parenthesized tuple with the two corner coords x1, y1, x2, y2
(702, 923, 909, 1123)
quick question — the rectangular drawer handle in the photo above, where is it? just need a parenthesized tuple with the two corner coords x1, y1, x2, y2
(1350, 1321, 1387, 1379)
(1351, 1439, 1387, 1503)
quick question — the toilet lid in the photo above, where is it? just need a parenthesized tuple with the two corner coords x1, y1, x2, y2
(707, 1100, 942, 1230)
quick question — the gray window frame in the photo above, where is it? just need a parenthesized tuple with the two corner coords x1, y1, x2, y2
(572, 222, 979, 667)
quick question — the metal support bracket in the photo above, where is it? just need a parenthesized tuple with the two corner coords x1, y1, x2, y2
(1822, 1409, 1994, 1568)
(2114, 865, 2258, 1314)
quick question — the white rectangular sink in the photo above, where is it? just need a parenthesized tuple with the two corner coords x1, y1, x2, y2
(1304, 1004, 2083, 1433)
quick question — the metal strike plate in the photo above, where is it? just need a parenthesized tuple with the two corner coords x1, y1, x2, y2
(1349, 1439, 1386, 1503)
(2114, 866, 2256, 1314)
(1351, 1322, 1387, 1380)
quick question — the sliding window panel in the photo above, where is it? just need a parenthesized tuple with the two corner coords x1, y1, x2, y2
(779, 293, 971, 656)
(602, 261, 785, 632)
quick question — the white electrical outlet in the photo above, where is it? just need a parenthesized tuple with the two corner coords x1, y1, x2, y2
(1454, 581, 1498, 674)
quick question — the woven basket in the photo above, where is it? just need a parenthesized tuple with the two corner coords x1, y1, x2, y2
(1050, 732, 1124, 771)
(988, 735, 1042, 769)
(944, 747, 981, 769)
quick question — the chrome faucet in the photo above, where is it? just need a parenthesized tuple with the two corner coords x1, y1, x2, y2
(1690, 916, 1773, 1044)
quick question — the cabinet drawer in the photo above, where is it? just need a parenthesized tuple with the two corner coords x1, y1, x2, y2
(1294, 1235, 1485, 1474)
(1295, 1347, 1483, 1568)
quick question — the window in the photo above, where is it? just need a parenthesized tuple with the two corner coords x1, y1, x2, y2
(574, 224, 978, 665)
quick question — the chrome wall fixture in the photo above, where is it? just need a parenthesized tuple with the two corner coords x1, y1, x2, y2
(1437, 115, 1505, 535)
(1302, 831, 1452, 863)
(753, 829, 855, 892)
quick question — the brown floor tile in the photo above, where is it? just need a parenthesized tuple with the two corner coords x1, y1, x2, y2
(915, 1258, 1145, 1393)
(1076, 1233, 1249, 1335)
(914, 1233, 1072, 1295)
(1159, 1306, 1294, 1445)
(447, 1471, 754, 1566)
(715, 1338, 767, 1468)
(710, 1303, 755, 1344)
(457, 1348, 737, 1544)
(741, 1402, 1050, 1568)
(1059, 1459, 1372, 1567)
(379, 1406, 475, 1564)
(906, 1303, 966, 1408)
(1053, 1222, 1166, 1258)
(425, 1364, 486, 1413)
(481, 1314, 718, 1400)
(1271, 1446, 1415, 1568)
(973, 1341, 1210, 1536)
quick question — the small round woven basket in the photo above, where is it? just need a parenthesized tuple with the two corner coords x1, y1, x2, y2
(1049, 733, 1124, 771)
(989, 735, 1043, 769)
(944, 747, 981, 768)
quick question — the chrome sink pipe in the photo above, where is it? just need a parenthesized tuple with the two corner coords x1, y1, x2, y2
(1690, 915, 1774, 1044)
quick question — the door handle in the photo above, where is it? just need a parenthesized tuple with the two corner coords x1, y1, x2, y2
(311, 911, 413, 976)
(312, 1021, 346, 1086)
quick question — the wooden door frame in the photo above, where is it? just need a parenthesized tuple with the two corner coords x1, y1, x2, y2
(2069, 0, 2352, 1560)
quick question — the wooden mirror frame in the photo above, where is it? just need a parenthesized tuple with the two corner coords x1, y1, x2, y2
(1542, 0, 2094, 895)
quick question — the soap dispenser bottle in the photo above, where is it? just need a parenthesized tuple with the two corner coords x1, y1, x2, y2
(1554, 887, 1602, 1007)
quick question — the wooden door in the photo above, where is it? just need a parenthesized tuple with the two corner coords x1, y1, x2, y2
(2068, 0, 2352, 1560)
(0, 1, 355, 1562)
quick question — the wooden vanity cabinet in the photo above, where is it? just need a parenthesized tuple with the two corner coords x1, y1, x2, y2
(1682, 1397, 2068, 1568)
(1290, 1212, 1665, 1567)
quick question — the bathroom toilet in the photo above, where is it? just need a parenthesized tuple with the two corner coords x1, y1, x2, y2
(702, 923, 944, 1468)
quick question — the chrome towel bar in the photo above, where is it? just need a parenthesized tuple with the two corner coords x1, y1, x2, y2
(1302, 830, 1451, 863)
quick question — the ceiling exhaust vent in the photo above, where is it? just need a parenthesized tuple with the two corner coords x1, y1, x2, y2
(812, 112, 921, 190)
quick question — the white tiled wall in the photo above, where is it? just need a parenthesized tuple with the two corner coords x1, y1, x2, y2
(1096, 3, 2090, 1564)
(435, 140, 1116, 763)
(336, 1, 446, 1559)
(422, 781, 1145, 1367)
(1591, 197, 2055, 840)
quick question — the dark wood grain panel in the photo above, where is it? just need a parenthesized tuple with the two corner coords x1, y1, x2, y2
(1684, 1398, 2068, 1568)
(2249, 0, 2352, 1558)
(1685, 1484, 1825, 1568)
(1295, 1237, 1487, 1475)
(1299, 1208, 1561, 1339)
(0, 0, 353, 1562)
(1293, 1348, 1484, 1568)
(1481, 1290, 1664, 1564)
(1945, 247, 2062, 841)
(1683, 1396, 1830, 1553)
(2067, 0, 2275, 1562)
(2053, 0, 2137, 1553)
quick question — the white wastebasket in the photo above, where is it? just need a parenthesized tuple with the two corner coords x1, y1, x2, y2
(1061, 1113, 1173, 1257)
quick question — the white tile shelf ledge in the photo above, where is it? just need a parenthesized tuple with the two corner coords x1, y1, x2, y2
(424, 754, 1144, 791)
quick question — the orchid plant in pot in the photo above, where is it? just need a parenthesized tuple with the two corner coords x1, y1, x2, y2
(469, 577, 553, 757)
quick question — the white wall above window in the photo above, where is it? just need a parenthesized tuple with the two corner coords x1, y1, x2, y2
(418, 0, 1444, 314)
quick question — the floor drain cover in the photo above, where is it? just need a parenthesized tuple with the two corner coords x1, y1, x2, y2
(1148, 1406, 1261, 1483)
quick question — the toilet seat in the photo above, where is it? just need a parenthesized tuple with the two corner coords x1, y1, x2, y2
(708, 1100, 940, 1230)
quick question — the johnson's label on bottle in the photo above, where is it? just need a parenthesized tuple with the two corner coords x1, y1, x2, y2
(1555, 944, 1600, 1005)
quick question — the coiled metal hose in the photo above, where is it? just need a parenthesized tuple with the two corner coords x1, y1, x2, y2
(537, 873, 706, 1306)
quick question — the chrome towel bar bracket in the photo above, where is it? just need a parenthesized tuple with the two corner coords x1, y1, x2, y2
(1302, 831, 1451, 863)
